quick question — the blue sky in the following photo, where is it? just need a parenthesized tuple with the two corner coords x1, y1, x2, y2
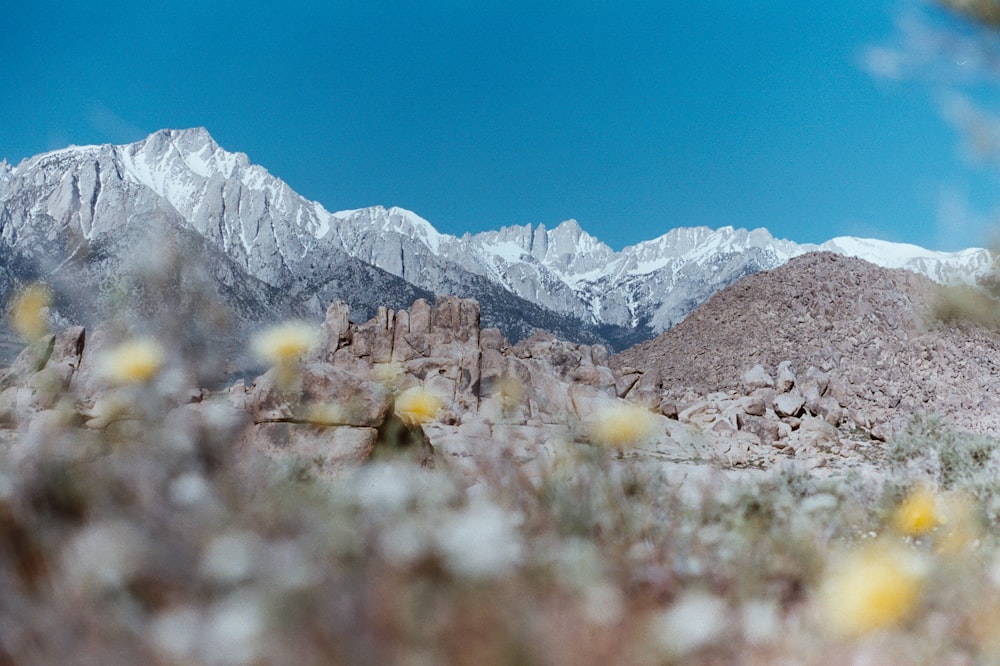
(3, 1, 999, 251)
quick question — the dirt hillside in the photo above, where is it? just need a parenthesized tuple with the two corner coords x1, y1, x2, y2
(613, 252, 1000, 436)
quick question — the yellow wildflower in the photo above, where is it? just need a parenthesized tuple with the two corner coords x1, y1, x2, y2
(494, 376, 525, 414)
(936, 491, 978, 556)
(817, 542, 927, 637)
(588, 402, 657, 448)
(251, 321, 321, 366)
(99, 338, 167, 385)
(395, 387, 443, 425)
(252, 322, 321, 389)
(302, 402, 345, 426)
(374, 361, 404, 389)
(893, 484, 942, 537)
(10, 283, 52, 341)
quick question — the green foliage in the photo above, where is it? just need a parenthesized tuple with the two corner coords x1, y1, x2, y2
(888, 413, 1000, 491)
(933, 283, 1000, 329)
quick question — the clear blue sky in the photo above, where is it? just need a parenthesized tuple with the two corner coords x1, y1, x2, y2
(2, 1, 998, 251)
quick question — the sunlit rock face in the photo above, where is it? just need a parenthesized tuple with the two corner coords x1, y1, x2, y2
(0, 129, 624, 352)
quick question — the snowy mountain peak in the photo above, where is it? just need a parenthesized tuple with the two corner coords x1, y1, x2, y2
(141, 126, 215, 149)
(333, 205, 444, 254)
(166, 126, 214, 143)
(385, 206, 441, 241)
(4, 127, 995, 352)
(627, 224, 798, 264)
(551, 218, 581, 234)
(548, 218, 604, 249)
(468, 218, 614, 277)
(821, 236, 960, 265)
(125, 127, 247, 181)
(816, 236, 996, 284)
(539, 219, 614, 276)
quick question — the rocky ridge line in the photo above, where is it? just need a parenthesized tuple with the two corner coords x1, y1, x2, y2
(3, 128, 994, 356)
(614, 252, 1000, 438)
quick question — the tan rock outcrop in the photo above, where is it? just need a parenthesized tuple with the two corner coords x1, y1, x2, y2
(234, 296, 633, 472)
(0, 289, 885, 479)
(614, 252, 1000, 439)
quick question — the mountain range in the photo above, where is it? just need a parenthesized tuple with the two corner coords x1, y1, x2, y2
(1, 127, 995, 354)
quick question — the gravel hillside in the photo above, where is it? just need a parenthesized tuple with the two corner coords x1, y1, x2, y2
(614, 252, 1000, 436)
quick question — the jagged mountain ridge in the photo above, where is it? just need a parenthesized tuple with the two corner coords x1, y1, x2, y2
(1, 127, 994, 351)
(435, 217, 993, 335)
(0, 128, 617, 349)
(331, 193, 992, 335)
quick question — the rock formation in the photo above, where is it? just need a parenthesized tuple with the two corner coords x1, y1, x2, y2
(5, 250, 995, 481)
(233, 296, 635, 476)
(228, 294, 885, 477)
(614, 252, 1000, 439)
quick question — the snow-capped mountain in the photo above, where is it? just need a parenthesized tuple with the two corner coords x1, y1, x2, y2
(0, 129, 624, 349)
(0, 127, 994, 353)
(461, 224, 996, 336)
(816, 236, 993, 284)
(339, 203, 994, 343)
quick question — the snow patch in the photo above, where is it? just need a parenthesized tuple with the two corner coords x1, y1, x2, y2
(480, 240, 525, 263)
(388, 206, 443, 254)
(822, 236, 959, 267)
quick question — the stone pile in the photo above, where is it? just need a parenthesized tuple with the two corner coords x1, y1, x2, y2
(234, 296, 642, 476)
(614, 252, 1000, 439)
(0, 284, 928, 480)
(0, 326, 85, 431)
(229, 295, 880, 476)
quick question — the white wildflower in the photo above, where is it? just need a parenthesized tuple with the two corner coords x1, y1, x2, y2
(741, 599, 781, 645)
(62, 521, 146, 594)
(649, 591, 728, 658)
(435, 499, 523, 580)
(199, 530, 263, 585)
(169, 472, 212, 507)
(356, 462, 417, 517)
(148, 606, 201, 661)
(201, 591, 267, 665)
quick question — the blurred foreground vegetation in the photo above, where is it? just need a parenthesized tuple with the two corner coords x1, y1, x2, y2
(4, 281, 1000, 664)
(6, 2, 1000, 662)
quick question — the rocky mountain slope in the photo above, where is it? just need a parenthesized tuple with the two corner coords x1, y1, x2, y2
(614, 252, 1000, 437)
(0, 292, 876, 484)
(2, 128, 994, 354)
(0, 129, 619, 350)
